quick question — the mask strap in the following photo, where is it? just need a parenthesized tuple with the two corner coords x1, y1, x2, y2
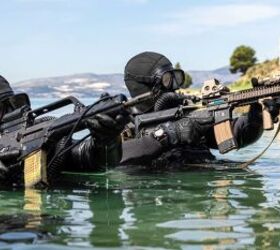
(125, 72, 154, 85)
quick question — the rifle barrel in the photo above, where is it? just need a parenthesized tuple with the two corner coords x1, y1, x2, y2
(123, 92, 153, 107)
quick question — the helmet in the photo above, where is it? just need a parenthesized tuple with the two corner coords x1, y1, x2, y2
(124, 52, 184, 112)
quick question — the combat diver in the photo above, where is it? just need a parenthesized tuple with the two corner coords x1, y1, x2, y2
(120, 52, 280, 168)
(0, 75, 128, 186)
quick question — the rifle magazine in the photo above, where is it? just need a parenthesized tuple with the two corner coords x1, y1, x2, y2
(214, 121, 238, 154)
(24, 150, 48, 188)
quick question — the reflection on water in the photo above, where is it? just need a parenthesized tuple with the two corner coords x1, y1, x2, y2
(1, 160, 280, 249)
(0, 100, 280, 249)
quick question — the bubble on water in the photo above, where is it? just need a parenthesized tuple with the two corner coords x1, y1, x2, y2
(155, 196, 163, 206)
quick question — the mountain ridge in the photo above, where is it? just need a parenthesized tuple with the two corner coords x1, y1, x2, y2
(12, 66, 240, 98)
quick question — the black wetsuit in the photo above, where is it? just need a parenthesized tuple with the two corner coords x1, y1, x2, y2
(68, 136, 122, 171)
(36, 116, 122, 173)
(2, 120, 122, 186)
(121, 104, 263, 167)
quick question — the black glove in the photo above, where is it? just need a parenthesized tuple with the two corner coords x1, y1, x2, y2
(85, 93, 130, 142)
(155, 116, 213, 146)
(262, 98, 280, 122)
(86, 113, 127, 143)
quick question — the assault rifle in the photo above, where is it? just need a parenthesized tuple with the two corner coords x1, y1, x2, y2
(0, 92, 153, 187)
(135, 75, 280, 154)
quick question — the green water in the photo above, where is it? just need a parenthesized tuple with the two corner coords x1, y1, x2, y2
(1, 132, 280, 250)
(0, 99, 280, 249)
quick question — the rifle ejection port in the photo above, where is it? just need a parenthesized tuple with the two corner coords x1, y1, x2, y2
(214, 109, 231, 123)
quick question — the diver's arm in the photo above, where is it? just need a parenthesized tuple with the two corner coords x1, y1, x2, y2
(121, 115, 215, 165)
(69, 137, 123, 171)
(121, 135, 164, 165)
(67, 110, 127, 170)
(231, 104, 263, 148)
(206, 103, 264, 149)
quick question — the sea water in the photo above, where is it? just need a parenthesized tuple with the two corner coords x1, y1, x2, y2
(0, 98, 279, 250)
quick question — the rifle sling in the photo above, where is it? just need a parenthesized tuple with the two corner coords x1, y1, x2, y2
(181, 117, 280, 170)
(239, 116, 280, 169)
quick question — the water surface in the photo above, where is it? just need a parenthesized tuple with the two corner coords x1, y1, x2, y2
(0, 98, 280, 250)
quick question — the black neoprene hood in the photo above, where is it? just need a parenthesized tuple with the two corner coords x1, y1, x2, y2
(0, 75, 30, 108)
(124, 52, 173, 97)
(0, 75, 14, 100)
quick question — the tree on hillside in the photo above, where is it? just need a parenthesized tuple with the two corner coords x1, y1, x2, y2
(230, 45, 257, 75)
(175, 62, 192, 88)
(175, 62, 181, 69)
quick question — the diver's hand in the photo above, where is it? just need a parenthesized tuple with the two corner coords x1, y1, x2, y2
(183, 94, 201, 103)
(155, 116, 213, 146)
(86, 113, 127, 139)
(262, 97, 280, 122)
(85, 93, 129, 143)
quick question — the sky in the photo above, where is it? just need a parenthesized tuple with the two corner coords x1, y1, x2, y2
(0, 0, 280, 83)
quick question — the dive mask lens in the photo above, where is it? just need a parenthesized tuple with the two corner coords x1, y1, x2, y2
(161, 72, 173, 89)
(173, 70, 185, 87)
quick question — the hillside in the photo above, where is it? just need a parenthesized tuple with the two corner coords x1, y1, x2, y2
(11, 60, 278, 99)
(230, 58, 280, 90)
(188, 66, 240, 88)
(13, 73, 127, 99)
(12, 67, 239, 98)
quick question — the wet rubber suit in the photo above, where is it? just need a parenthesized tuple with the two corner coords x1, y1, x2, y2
(120, 103, 264, 167)
(63, 117, 123, 172)
(119, 51, 279, 168)
(0, 76, 126, 185)
(47, 114, 123, 175)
